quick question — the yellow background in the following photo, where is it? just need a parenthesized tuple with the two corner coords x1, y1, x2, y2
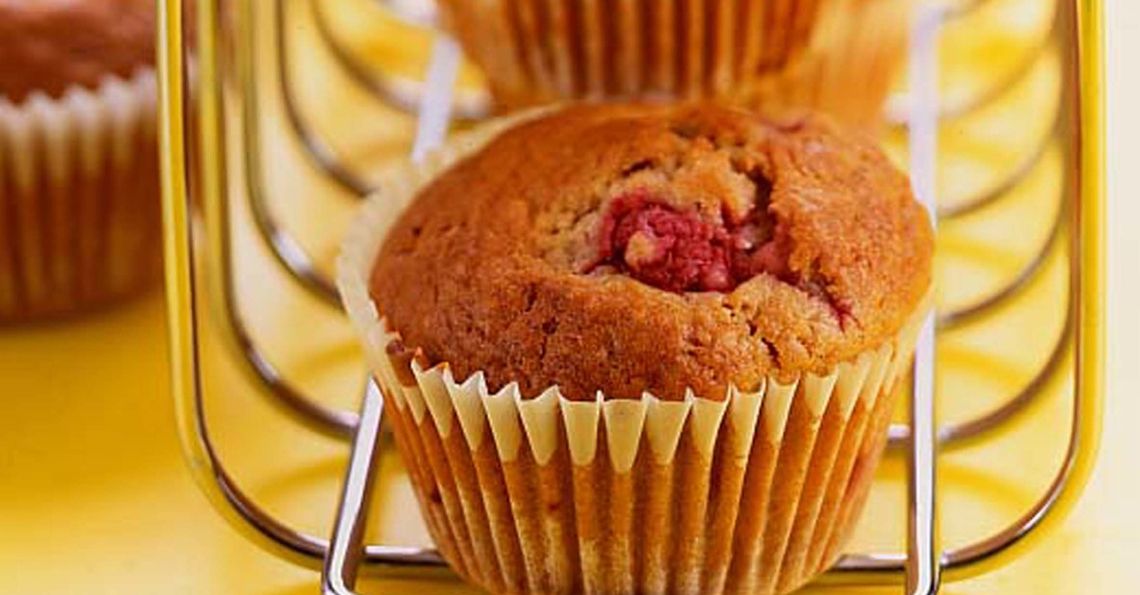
(1, 1, 1137, 593)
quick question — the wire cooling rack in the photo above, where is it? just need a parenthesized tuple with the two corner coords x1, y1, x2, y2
(155, 0, 1104, 593)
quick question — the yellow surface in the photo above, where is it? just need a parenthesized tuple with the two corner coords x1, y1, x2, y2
(1, 2, 1137, 595)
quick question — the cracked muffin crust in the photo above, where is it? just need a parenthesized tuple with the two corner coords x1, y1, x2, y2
(369, 103, 933, 401)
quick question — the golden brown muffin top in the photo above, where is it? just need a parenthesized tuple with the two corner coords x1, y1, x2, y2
(0, 0, 155, 102)
(370, 103, 933, 401)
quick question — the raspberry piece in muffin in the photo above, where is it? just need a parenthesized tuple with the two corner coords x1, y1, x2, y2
(370, 103, 933, 400)
(595, 191, 736, 292)
(591, 190, 794, 293)
(343, 103, 934, 595)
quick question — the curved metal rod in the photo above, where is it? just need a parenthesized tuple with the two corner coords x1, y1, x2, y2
(311, 0, 491, 122)
(888, 95, 1070, 447)
(215, 288, 359, 437)
(236, 0, 352, 310)
(939, 116, 1059, 220)
(825, 261, 1091, 588)
(937, 190, 1065, 328)
(163, 0, 441, 569)
(269, 0, 1060, 311)
(832, 2, 1102, 582)
(888, 0, 1057, 126)
(188, 367, 440, 571)
(232, 0, 358, 436)
(278, 0, 376, 197)
(824, 301, 1088, 586)
(888, 280, 1072, 450)
(159, 0, 1101, 585)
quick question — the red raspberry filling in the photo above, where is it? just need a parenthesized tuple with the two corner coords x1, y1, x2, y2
(591, 191, 792, 293)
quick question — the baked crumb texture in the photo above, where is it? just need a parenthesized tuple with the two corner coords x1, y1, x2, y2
(0, 0, 155, 102)
(371, 103, 932, 401)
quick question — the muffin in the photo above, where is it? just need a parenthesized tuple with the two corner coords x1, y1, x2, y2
(435, 0, 909, 127)
(338, 103, 932, 594)
(0, 0, 159, 323)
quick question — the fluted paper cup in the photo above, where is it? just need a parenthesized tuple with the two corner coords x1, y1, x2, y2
(436, 0, 909, 128)
(744, 0, 911, 128)
(337, 116, 929, 594)
(0, 68, 159, 323)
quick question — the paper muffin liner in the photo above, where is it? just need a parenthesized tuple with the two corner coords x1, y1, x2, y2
(743, 0, 911, 128)
(336, 115, 931, 594)
(437, 0, 909, 127)
(0, 68, 160, 323)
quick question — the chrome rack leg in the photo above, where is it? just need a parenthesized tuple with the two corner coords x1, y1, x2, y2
(321, 381, 453, 586)
(903, 7, 942, 592)
(908, 314, 941, 595)
(323, 381, 386, 595)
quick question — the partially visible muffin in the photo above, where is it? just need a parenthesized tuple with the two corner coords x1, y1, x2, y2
(436, 0, 909, 128)
(0, 0, 160, 323)
(339, 103, 932, 594)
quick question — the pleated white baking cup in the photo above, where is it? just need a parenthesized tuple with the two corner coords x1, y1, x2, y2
(336, 114, 931, 594)
(437, 0, 907, 130)
(742, 0, 910, 129)
(0, 67, 160, 323)
(436, 0, 532, 108)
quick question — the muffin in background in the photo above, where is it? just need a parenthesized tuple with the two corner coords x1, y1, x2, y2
(436, 0, 909, 128)
(0, 0, 160, 323)
(339, 103, 933, 594)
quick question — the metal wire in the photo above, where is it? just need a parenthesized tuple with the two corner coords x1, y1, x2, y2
(158, 0, 1104, 591)
(229, 0, 359, 436)
(890, 291, 1073, 449)
(239, 0, 349, 308)
(251, 0, 1073, 437)
(278, 0, 376, 197)
(939, 195, 1067, 328)
(322, 381, 387, 595)
(311, 0, 490, 122)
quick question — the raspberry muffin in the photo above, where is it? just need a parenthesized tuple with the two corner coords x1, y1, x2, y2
(339, 103, 932, 594)
(0, 0, 159, 323)
(436, 0, 909, 128)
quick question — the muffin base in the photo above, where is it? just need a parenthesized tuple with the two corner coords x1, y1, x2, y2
(358, 330, 916, 595)
(337, 114, 930, 594)
(0, 68, 160, 323)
